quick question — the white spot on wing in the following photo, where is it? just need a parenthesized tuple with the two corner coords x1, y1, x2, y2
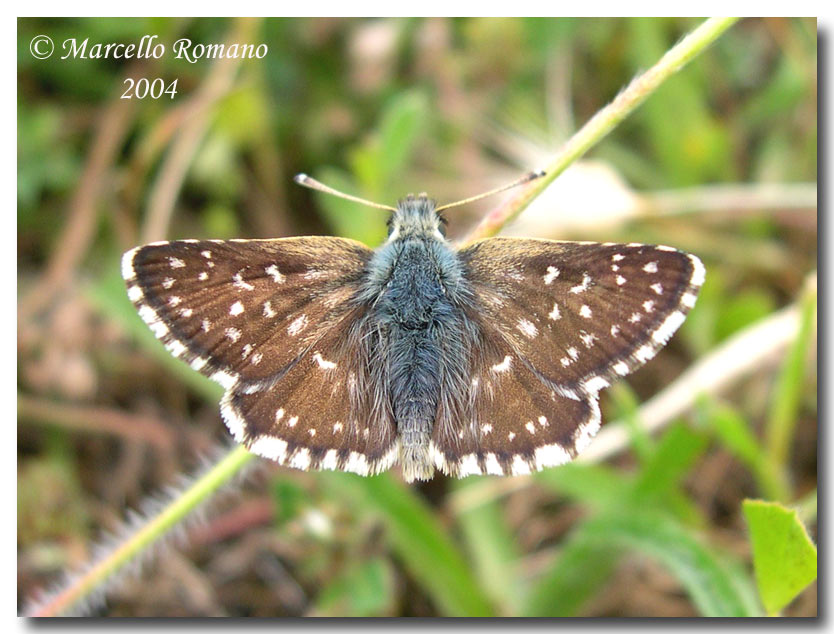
(312, 352, 337, 370)
(580, 332, 597, 348)
(681, 292, 698, 308)
(127, 286, 143, 301)
(168, 257, 185, 268)
(287, 315, 308, 336)
(548, 302, 561, 320)
(266, 264, 285, 284)
(583, 376, 610, 394)
(525, 421, 536, 434)
(198, 271, 208, 281)
(121, 247, 139, 281)
(689, 254, 706, 286)
(263, 301, 277, 318)
(643, 300, 655, 313)
(544, 266, 560, 285)
(162, 277, 174, 289)
(570, 272, 592, 294)
(484, 453, 503, 475)
(517, 319, 538, 339)
(616, 275, 627, 286)
(610, 324, 620, 337)
(652, 310, 686, 344)
(635, 344, 655, 363)
(579, 305, 592, 319)
(651, 283, 664, 295)
(230, 301, 244, 316)
(491, 355, 512, 373)
(233, 271, 255, 291)
(643, 261, 658, 273)
(201, 250, 212, 259)
(613, 361, 629, 375)
(225, 327, 241, 342)
(612, 253, 625, 262)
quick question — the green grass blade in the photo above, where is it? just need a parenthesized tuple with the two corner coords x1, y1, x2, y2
(523, 534, 620, 617)
(765, 283, 817, 480)
(452, 477, 525, 615)
(579, 510, 762, 616)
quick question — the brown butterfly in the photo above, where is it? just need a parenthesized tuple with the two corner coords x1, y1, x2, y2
(123, 172, 703, 482)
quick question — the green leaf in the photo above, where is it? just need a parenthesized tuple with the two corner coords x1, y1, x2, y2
(316, 472, 494, 616)
(580, 510, 761, 616)
(743, 499, 817, 615)
(312, 557, 395, 617)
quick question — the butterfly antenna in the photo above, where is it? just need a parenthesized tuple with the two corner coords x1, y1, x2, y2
(434, 169, 547, 212)
(294, 174, 397, 212)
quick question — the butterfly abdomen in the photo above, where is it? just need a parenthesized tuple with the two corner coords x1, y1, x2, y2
(364, 226, 472, 482)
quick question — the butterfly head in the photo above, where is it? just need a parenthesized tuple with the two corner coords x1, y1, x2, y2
(387, 193, 447, 243)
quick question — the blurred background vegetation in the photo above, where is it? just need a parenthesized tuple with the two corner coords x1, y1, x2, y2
(18, 17, 816, 617)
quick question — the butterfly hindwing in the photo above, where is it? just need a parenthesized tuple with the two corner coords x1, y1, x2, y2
(221, 310, 399, 476)
(458, 238, 704, 399)
(431, 326, 600, 477)
(123, 237, 372, 391)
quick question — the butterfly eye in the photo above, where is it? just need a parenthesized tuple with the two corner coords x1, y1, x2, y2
(437, 214, 448, 237)
(386, 215, 395, 237)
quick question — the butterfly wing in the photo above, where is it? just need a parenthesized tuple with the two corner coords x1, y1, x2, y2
(431, 237, 704, 476)
(123, 237, 398, 475)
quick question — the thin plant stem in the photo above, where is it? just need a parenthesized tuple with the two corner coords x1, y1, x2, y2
(462, 17, 741, 245)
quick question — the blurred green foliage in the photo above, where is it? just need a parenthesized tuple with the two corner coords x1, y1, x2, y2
(18, 17, 816, 616)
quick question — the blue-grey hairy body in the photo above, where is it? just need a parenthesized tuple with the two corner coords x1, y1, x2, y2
(356, 195, 477, 481)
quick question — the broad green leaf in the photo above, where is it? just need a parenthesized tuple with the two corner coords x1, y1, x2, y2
(317, 472, 494, 616)
(743, 499, 817, 615)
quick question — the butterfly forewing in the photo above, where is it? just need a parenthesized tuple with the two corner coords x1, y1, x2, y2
(123, 236, 402, 475)
(458, 238, 704, 399)
(123, 237, 372, 390)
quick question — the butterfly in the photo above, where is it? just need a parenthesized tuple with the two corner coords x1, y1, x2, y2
(122, 171, 704, 482)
